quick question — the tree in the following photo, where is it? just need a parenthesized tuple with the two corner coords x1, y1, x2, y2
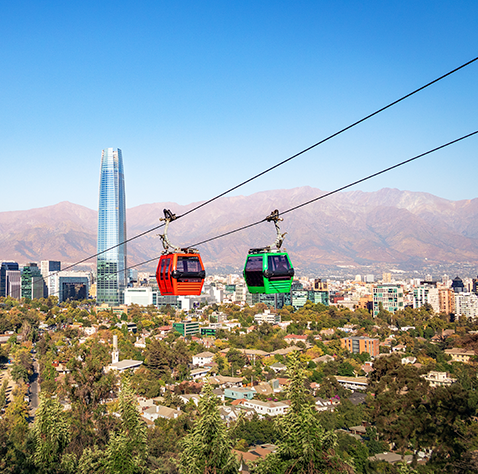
(0, 379, 8, 410)
(31, 393, 71, 473)
(179, 383, 239, 474)
(11, 347, 34, 383)
(226, 348, 247, 374)
(145, 339, 172, 378)
(105, 376, 148, 474)
(77, 446, 106, 474)
(253, 351, 352, 474)
(367, 355, 429, 458)
(1, 384, 32, 472)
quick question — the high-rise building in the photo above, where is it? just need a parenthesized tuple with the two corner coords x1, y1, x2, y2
(21, 263, 43, 299)
(382, 273, 392, 284)
(97, 148, 127, 306)
(438, 288, 455, 314)
(51, 271, 90, 303)
(0, 262, 19, 297)
(413, 286, 431, 309)
(455, 293, 478, 320)
(373, 284, 404, 316)
(41, 260, 61, 297)
(451, 276, 465, 293)
(5, 269, 21, 299)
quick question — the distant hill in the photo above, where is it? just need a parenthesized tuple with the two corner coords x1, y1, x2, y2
(1, 187, 478, 274)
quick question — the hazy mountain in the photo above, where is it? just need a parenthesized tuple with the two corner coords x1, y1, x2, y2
(1, 187, 478, 274)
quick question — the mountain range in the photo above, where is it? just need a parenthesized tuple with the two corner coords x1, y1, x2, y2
(1, 187, 478, 275)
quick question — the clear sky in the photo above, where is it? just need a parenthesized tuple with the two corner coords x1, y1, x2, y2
(1, 1, 477, 212)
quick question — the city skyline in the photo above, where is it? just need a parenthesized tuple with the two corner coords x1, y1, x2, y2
(1, 2, 477, 213)
(97, 148, 127, 305)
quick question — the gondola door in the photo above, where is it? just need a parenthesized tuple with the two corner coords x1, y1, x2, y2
(157, 255, 174, 295)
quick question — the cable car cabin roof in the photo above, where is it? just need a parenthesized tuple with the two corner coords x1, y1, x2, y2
(243, 252, 294, 294)
(156, 253, 206, 296)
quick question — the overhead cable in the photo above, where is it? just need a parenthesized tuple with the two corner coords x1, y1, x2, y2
(44, 54, 478, 278)
(118, 129, 478, 272)
(186, 130, 478, 246)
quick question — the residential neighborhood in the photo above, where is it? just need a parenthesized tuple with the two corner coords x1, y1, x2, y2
(1, 276, 478, 473)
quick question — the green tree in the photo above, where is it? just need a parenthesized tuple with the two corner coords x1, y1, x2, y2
(77, 446, 106, 474)
(145, 339, 172, 378)
(105, 376, 148, 474)
(367, 355, 429, 459)
(31, 393, 71, 473)
(253, 351, 351, 474)
(179, 383, 239, 474)
(0, 379, 8, 410)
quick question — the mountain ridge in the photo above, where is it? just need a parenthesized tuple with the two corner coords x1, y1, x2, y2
(1, 187, 478, 273)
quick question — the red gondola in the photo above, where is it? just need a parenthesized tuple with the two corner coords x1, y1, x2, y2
(155, 210, 206, 296)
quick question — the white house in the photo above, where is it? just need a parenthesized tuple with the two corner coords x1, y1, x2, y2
(192, 351, 215, 367)
(143, 405, 181, 422)
(190, 367, 211, 380)
(178, 394, 201, 406)
(240, 399, 289, 417)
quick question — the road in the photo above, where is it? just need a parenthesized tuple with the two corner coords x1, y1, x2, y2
(29, 357, 40, 420)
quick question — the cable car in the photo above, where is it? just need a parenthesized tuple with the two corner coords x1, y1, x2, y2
(243, 210, 294, 294)
(155, 210, 206, 296)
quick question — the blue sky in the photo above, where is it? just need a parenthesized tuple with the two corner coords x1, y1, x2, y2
(1, 1, 477, 212)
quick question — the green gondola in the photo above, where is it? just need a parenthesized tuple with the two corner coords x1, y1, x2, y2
(244, 251, 294, 294)
(243, 210, 294, 294)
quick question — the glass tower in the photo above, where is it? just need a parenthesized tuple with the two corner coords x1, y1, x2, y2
(97, 148, 127, 305)
(0, 262, 19, 297)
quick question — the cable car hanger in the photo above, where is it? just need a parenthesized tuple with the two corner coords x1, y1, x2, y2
(248, 209, 287, 254)
(159, 209, 199, 254)
(156, 209, 206, 296)
(244, 209, 294, 294)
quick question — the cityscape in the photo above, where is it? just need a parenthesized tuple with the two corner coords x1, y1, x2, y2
(1, 146, 478, 473)
(1, 3, 478, 474)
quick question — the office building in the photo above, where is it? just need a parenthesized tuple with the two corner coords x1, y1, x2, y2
(6, 270, 21, 299)
(0, 262, 19, 297)
(41, 260, 61, 297)
(451, 276, 465, 293)
(313, 278, 328, 291)
(97, 148, 127, 306)
(51, 271, 90, 303)
(124, 287, 155, 306)
(307, 290, 329, 306)
(173, 321, 200, 337)
(438, 288, 455, 314)
(21, 263, 43, 299)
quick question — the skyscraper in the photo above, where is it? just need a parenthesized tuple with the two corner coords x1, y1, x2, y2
(21, 263, 43, 299)
(0, 262, 19, 297)
(97, 148, 127, 306)
(41, 260, 61, 297)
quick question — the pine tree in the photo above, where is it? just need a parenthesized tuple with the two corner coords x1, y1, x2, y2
(253, 351, 353, 474)
(77, 446, 106, 474)
(31, 393, 71, 473)
(179, 383, 239, 474)
(105, 376, 148, 474)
